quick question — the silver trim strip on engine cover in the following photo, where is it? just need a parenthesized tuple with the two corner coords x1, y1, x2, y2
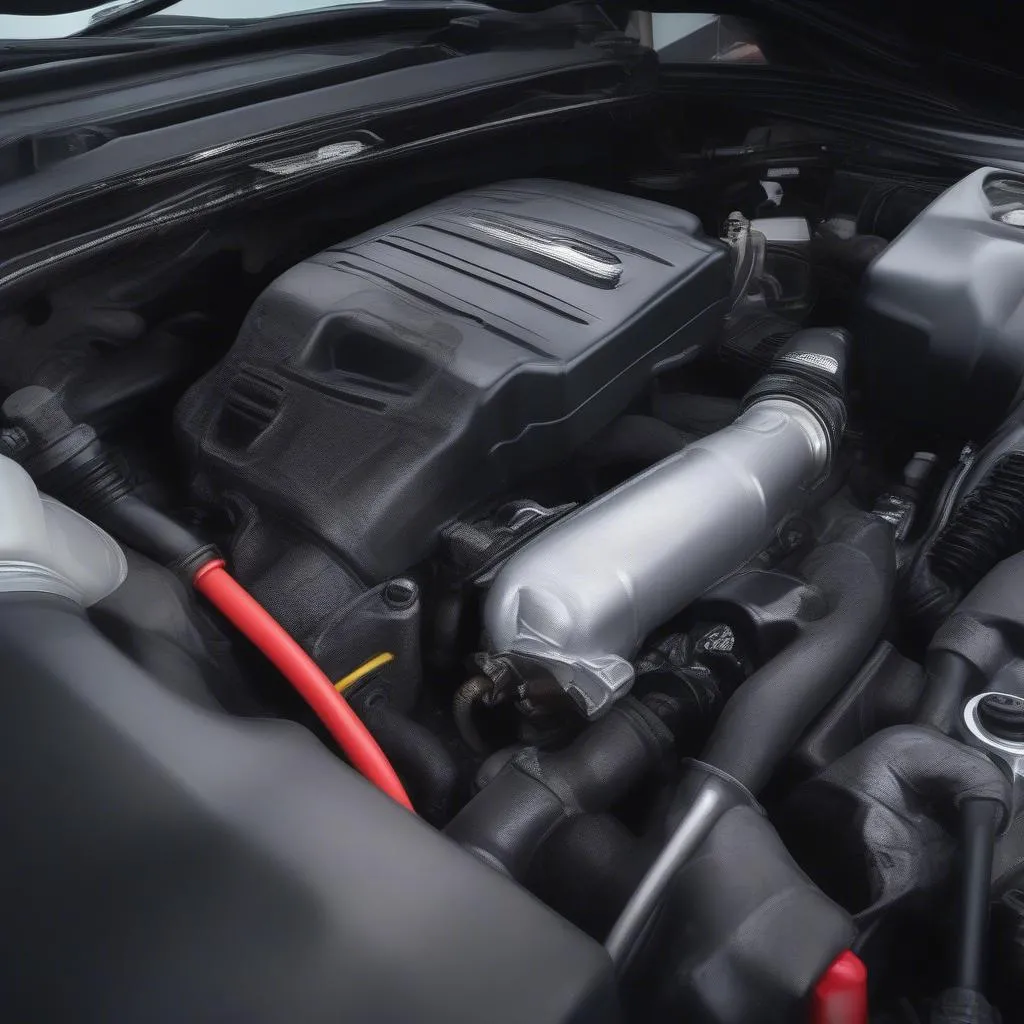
(462, 215, 624, 287)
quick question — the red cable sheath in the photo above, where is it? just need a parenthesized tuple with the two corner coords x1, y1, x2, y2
(193, 560, 414, 812)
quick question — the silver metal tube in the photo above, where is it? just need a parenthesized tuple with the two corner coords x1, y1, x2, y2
(603, 778, 730, 972)
(483, 397, 831, 717)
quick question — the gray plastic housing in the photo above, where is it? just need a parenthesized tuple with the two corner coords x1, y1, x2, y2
(484, 398, 830, 717)
(859, 167, 1024, 439)
(0, 454, 125, 605)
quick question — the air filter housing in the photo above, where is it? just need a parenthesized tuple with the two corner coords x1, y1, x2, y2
(858, 168, 1024, 439)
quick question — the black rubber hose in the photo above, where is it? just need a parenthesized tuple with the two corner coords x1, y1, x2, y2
(741, 326, 849, 455)
(446, 698, 673, 880)
(701, 512, 896, 792)
(97, 493, 216, 576)
(606, 514, 893, 972)
(916, 651, 977, 735)
(452, 675, 497, 755)
(533, 814, 645, 940)
(361, 703, 459, 827)
(1, 386, 214, 573)
(956, 798, 1000, 992)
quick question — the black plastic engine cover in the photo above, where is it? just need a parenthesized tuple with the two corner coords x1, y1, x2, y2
(177, 180, 729, 586)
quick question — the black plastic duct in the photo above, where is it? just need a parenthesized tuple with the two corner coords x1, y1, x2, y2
(446, 697, 673, 880)
(702, 511, 895, 792)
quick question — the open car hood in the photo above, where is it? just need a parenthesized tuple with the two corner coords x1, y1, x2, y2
(6, 1, 1020, 106)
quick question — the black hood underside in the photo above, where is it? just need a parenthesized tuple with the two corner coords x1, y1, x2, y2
(8, 0, 1017, 99)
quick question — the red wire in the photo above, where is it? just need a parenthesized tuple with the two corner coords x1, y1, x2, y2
(193, 560, 414, 812)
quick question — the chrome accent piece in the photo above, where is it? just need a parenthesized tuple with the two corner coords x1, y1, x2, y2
(963, 692, 1024, 764)
(252, 141, 371, 177)
(963, 692, 1024, 815)
(462, 215, 624, 287)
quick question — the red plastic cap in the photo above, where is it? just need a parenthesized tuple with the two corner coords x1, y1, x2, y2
(811, 951, 868, 1024)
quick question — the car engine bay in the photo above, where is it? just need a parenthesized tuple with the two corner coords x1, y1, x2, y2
(7, 115, 1024, 1022)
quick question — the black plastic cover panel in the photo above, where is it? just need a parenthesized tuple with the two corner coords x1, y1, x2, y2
(858, 168, 1024, 439)
(630, 803, 854, 1023)
(177, 179, 729, 582)
(0, 592, 618, 1024)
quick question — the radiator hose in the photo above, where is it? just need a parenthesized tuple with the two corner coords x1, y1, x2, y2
(446, 697, 674, 879)
(361, 701, 458, 824)
(605, 511, 895, 971)
(701, 512, 895, 790)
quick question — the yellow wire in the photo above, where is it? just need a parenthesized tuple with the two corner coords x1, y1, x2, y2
(335, 652, 395, 692)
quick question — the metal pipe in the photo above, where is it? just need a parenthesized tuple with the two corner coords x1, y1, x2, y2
(484, 328, 848, 718)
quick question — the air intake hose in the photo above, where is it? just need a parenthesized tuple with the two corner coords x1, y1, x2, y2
(701, 512, 895, 790)
(446, 697, 674, 880)
(484, 327, 849, 718)
(605, 511, 895, 972)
